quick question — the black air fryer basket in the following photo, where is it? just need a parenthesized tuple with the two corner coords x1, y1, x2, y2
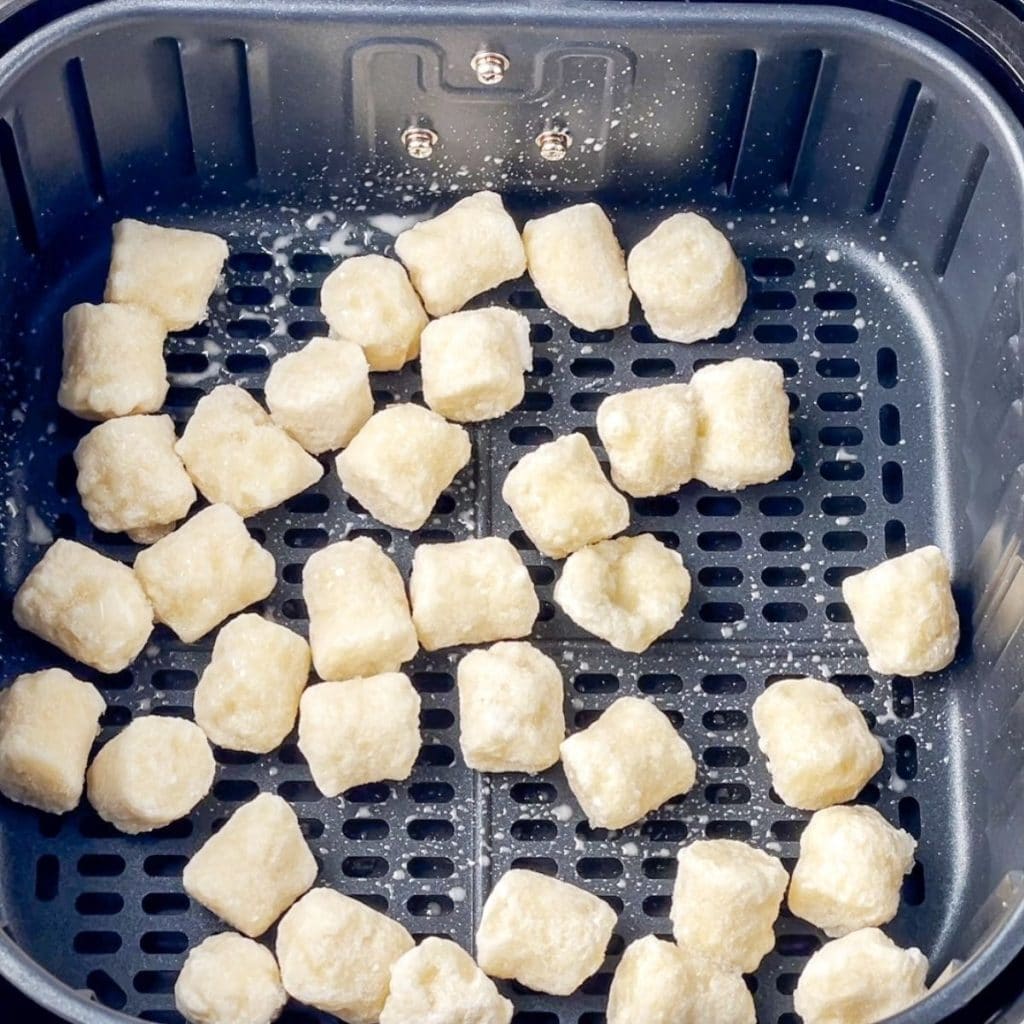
(1, 1, 1024, 1022)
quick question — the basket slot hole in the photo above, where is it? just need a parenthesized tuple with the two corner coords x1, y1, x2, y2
(570, 391, 605, 412)
(823, 530, 867, 551)
(574, 673, 618, 694)
(698, 531, 742, 552)
(143, 855, 187, 878)
(821, 459, 865, 481)
(818, 391, 862, 412)
(631, 357, 675, 377)
(883, 461, 904, 504)
(510, 782, 558, 804)
(416, 744, 455, 768)
(706, 820, 753, 840)
(86, 970, 127, 1010)
(280, 597, 308, 620)
(880, 404, 902, 444)
(288, 320, 329, 340)
(823, 566, 861, 587)
(642, 895, 672, 916)
(408, 819, 454, 841)
(820, 426, 863, 446)
(276, 780, 321, 802)
(100, 706, 132, 730)
(814, 290, 857, 310)
(903, 861, 926, 905)
(74, 931, 122, 955)
(343, 818, 389, 840)
(284, 527, 328, 550)
(342, 782, 389, 804)
(822, 495, 866, 517)
(878, 347, 899, 387)
(762, 566, 806, 587)
(347, 527, 392, 546)
(630, 323, 659, 343)
(752, 256, 796, 278)
(702, 674, 746, 694)
(228, 284, 272, 305)
(828, 674, 873, 696)
(528, 564, 555, 585)
(407, 894, 454, 916)
(165, 386, 203, 409)
(817, 357, 860, 378)
(633, 495, 680, 517)
(776, 933, 822, 957)
(226, 319, 271, 340)
(285, 492, 329, 514)
(406, 856, 454, 879)
(75, 892, 123, 916)
(752, 290, 795, 310)
(291, 252, 333, 272)
(352, 893, 389, 912)
(899, 796, 922, 839)
(761, 530, 804, 552)
(771, 819, 807, 841)
(815, 324, 859, 344)
(763, 602, 808, 622)
(35, 855, 59, 901)
(754, 323, 797, 344)
(703, 746, 750, 767)
(289, 286, 320, 306)
(140, 932, 188, 955)
(700, 602, 744, 623)
(522, 391, 554, 411)
(886, 519, 908, 555)
(826, 602, 852, 622)
(706, 783, 752, 805)
(421, 708, 454, 731)
(78, 854, 126, 878)
(299, 818, 325, 840)
(511, 819, 558, 841)
(510, 857, 559, 876)
(759, 495, 803, 516)
(574, 709, 603, 728)
(413, 672, 454, 694)
(342, 856, 388, 878)
(703, 709, 747, 731)
(133, 971, 177, 994)
(529, 357, 554, 379)
(577, 857, 624, 879)
(698, 566, 743, 587)
(165, 352, 209, 374)
(895, 735, 918, 779)
(141, 893, 189, 915)
(893, 677, 915, 718)
(570, 327, 614, 345)
(213, 778, 259, 802)
(508, 290, 544, 309)
(571, 357, 613, 377)
(509, 425, 554, 446)
(229, 251, 273, 273)
(638, 673, 683, 694)
(697, 496, 741, 517)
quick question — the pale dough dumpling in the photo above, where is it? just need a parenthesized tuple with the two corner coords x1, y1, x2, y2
(420, 307, 531, 422)
(395, 191, 526, 316)
(752, 677, 883, 810)
(691, 358, 794, 490)
(607, 935, 755, 1024)
(671, 839, 788, 973)
(457, 642, 564, 773)
(794, 928, 929, 1024)
(57, 302, 168, 421)
(13, 540, 153, 673)
(477, 869, 616, 996)
(560, 696, 696, 829)
(105, 218, 228, 331)
(74, 414, 196, 541)
(336, 404, 471, 531)
(789, 805, 916, 937)
(134, 504, 276, 643)
(175, 385, 323, 517)
(175, 932, 287, 1024)
(320, 254, 426, 371)
(194, 614, 311, 753)
(523, 203, 631, 331)
(183, 793, 317, 938)
(627, 212, 746, 343)
(554, 534, 691, 653)
(297, 674, 420, 798)
(410, 538, 538, 650)
(842, 546, 959, 676)
(381, 937, 513, 1024)
(303, 538, 418, 680)
(276, 888, 414, 1024)
(501, 433, 629, 558)
(596, 384, 698, 497)
(0, 669, 105, 814)
(265, 338, 372, 454)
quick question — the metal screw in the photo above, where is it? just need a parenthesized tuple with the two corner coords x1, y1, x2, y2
(535, 128, 572, 162)
(401, 126, 438, 160)
(471, 50, 510, 85)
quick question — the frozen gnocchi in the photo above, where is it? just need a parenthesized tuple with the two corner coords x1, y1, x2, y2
(183, 793, 317, 938)
(420, 307, 532, 422)
(476, 869, 617, 996)
(265, 337, 373, 453)
(13, 540, 153, 673)
(395, 191, 526, 316)
(0, 669, 105, 815)
(502, 433, 629, 558)
(457, 641, 564, 773)
(276, 887, 414, 1024)
(134, 504, 277, 643)
(105, 218, 228, 331)
(842, 545, 959, 676)
(752, 676, 883, 810)
(554, 534, 691, 652)
(336, 404, 471, 531)
(87, 716, 214, 835)
(297, 674, 420, 798)
(522, 203, 632, 331)
(194, 614, 311, 754)
(303, 537, 418, 681)
(410, 538, 539, 650)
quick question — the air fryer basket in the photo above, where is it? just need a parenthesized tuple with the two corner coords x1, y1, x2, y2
(1, 1, 1023, 1022)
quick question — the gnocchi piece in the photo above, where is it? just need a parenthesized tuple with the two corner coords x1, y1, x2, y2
(13, 540, 153, 673)
(0, 669, 105, 814)
(265, 338, 373, 454)
(420, 307, 532, 422)
(87, 716, 214, 835)
(395, 190, 526, 317)
(410, 538, 539, 650)
(320, 254, 427, 371)
(175, 933, 287, 1024)
(457, 642, 564, 773)
(560, 696, 696, 829)
(57, 302, 168, 421)
(794, 928, 929, 1024)
(183, 793, 317, 938)
(134, 504, 276, 643)
(752, 677, 883, 810)
(297, 674, 420, 798)
(522, 203, 632, 332)
(789, 805, 917, 937)
(476, 869, 617, 996)
(74, 414, 196, 540)
(595, 384, 698, 497)
(671, 839, 788, 973)
(336, 404, 471, 531)
(842, 546, 959, 676)
(554, 534, 692, 653)
(105, 218, 228, 331)
(303, 538, 418, 680)
(607, 935, 755, 1024)
(276, 888, 414, 1024)
(691, 358, 794, 490)
(626, 212, 746, 344)
(380, 937, 514, 1024)
(176, 385, 323, 517)
(194, 615, 311, 754)
(501, 433, 629, 558)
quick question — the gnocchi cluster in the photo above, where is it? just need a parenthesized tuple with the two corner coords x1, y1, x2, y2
(0, 194, 961, 1024)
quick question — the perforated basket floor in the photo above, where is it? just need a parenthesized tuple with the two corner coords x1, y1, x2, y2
(0, 201, 952, 1024)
